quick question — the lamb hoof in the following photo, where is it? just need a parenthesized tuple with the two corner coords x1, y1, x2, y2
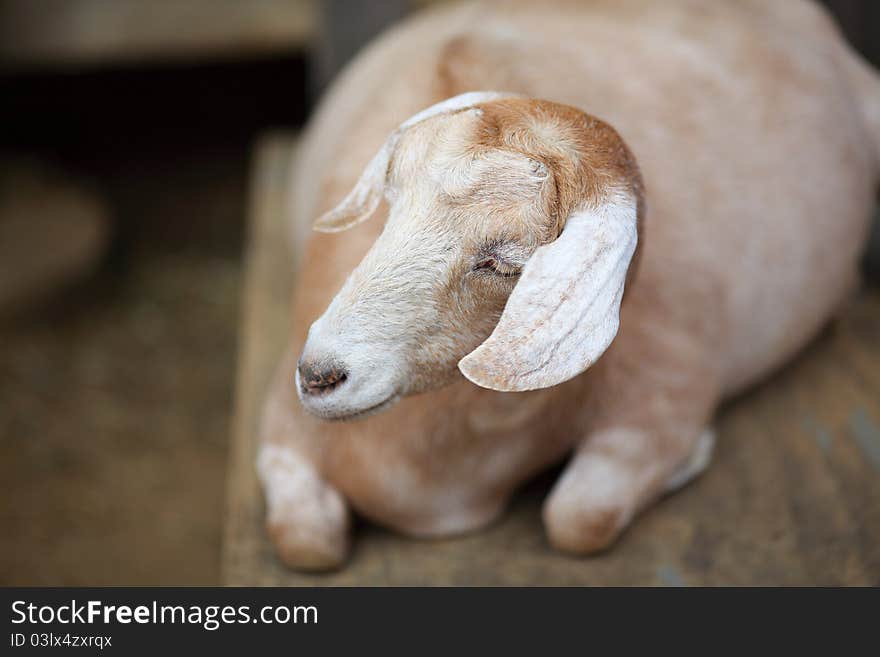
(267, 517, 349, 572)
(543, 501, 627, 556)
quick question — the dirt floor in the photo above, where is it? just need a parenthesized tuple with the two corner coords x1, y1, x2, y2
(0, 51, 307, 585)
(0, 253, 241, 585)
(0, 140, 252, 582)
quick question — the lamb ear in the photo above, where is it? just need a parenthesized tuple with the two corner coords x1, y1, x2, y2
(312, 140, 392, 233)
(313, 91, 518, 233)
(458, 193, 638, 392)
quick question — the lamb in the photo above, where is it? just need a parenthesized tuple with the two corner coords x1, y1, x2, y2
(257, 0, 880, 570)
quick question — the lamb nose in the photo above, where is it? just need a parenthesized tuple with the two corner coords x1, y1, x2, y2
(298, 360, 349, 395)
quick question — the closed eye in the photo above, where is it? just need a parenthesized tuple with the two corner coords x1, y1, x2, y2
(473, 257, 521, 277)
(471, 238, 531, 278)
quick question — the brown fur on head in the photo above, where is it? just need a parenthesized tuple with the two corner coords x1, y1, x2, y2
(473, 97, 645, 238)
(297, 93, 643, 420)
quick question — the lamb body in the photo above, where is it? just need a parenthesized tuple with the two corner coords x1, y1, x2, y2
(258, 0, 880, 569)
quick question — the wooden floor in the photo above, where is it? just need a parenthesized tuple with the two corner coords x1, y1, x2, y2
(223, 135, 880, 586)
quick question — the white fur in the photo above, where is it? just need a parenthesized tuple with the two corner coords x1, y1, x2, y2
(256, 444, 340, 527)
(256, 443, 349, 568)
(663, 429, 716, 492)
(313, 91, 517, 233)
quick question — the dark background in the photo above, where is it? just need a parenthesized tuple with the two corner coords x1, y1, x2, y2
(0, 0, 877, 585)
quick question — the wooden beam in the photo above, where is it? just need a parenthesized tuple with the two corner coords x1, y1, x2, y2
(0, 0, 317, 71)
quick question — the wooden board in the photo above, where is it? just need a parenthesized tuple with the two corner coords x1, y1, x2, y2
(0, 0, 316, 71)
(223, 135, 880, 586)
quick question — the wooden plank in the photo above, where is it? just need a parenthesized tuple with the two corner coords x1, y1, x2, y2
(222, 134, 298, 585)
(223, 135, 880, 586)
(0, 0, 317, 71)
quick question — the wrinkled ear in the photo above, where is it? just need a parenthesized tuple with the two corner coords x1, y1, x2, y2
(458, 193, 638, 392)
(313, 91, 518, 233)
